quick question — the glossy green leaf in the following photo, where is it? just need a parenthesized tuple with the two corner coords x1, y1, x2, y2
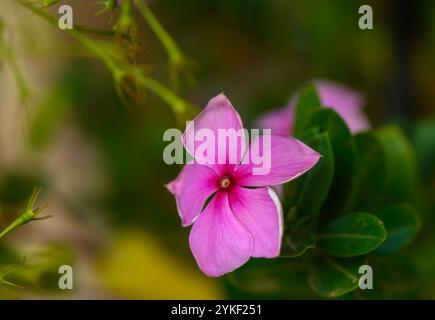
(317, 213, 387, 257)
(376, 126, 420, 206)
(281, 228, 315, 257)
(286, 132, 334, 230)
(293, 84, 322, 138)
(308, 255, 366, 298)
(345, 133, 387, 212)
(308, 108, 358, 217)
(376, 203, 421, 253)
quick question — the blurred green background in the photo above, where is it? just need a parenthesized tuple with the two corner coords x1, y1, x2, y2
(0, 0, 434, 299)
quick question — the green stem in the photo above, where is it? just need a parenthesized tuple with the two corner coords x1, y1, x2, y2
(0, 197, 33, 239)
(75, 25, 132, 41)
(0, 33, 31, 100)
(0, 188, 49, 240)
(133, 0, 183, 63)
(136, 73, 190, 115)
(14, 0, 194, 116)
(0, 218, 24, 240)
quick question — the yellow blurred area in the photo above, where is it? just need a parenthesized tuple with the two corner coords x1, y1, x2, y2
(95, 231, 223, 299)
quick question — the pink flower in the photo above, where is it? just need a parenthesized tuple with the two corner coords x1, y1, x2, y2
(257, 80, 370, 136)
(166, 94, 320, 277)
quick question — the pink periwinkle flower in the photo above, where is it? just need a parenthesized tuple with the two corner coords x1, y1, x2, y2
(166, 94, 320, 277)
(257, 80, 370, 136)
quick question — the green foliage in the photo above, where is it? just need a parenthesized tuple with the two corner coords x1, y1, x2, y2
(317, 213, 386, 257)
(95, 0, 119, 16)
(308, 255, 366, 298)
(346, 133, 387, 212)
(376, 203, 421, 253)
(281, 228, 315, 258)
(1, 189, 50, 237)
(0, 245, 74, 297)
(293, 84, 322, 138)
(2, 0, 433, 300)
(375, 126, 420, 206)
(309, 108, 358, 217)
(15, 0, 196, 122)
(229, 84, 426, 299)
(284, 131, 334, 230)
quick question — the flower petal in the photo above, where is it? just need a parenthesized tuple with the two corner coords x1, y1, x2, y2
(235, 134, 320, 186)
(183, 94, 246, 170)
(166, 163, 219, 227)
(228, 186, 283, 258)
(255, 80, 370, 135)
(255, 104, 293, 136)
(189, 191, 253, 277)
(315, 79, 370, 133)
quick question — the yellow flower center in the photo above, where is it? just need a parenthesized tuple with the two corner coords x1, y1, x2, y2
(220, 177, 231, 189)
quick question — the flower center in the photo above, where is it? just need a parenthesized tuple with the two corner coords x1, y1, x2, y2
(220, 177, 231, 189)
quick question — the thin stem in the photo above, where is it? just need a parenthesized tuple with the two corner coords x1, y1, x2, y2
(136, 73, 190, 115)
(13, 0, 194, 117)
(0, 33, 31, 100)
(0, 219, 22, 240)
(133, 0, 183, 63)
(0, 187, 50, 240)
(75, 25, 131, 41)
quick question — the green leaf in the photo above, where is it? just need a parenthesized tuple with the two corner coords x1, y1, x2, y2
(308, 254, 366, 298)
(286, 132, 334, 230)
(227, 258, 314, 299)
(293, 84, 322, 138)
(281, 228, 315, 257)
(345, 133, 387, 212)
(376, 203, 421, 253)
(376, 126, 420, 206)
(308, 109, 358, 217)
(317, 213, 387, 257)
